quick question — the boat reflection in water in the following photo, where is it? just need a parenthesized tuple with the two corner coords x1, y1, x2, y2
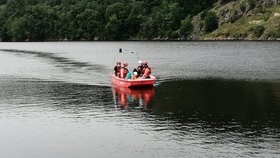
(112, 86, 154, 109)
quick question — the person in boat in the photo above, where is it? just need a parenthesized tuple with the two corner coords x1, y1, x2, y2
(114, 61, 121, 77)
(120, 62, 129, 78)
(136, 60, 144, 78)
(126, 69, 137, 80)
(141, 61, 151, 78)
(131, 71, 138, 80)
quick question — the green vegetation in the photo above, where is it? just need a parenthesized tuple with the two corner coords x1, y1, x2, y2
(266, 26, 280, 39)
(179, 16, 193, 39)
(249, 25, 265, 38)
(204, 1, 280, 40)
(204, 11, 218, 33)
(0, 0, 279, 41)
(0, 0, 217, 41)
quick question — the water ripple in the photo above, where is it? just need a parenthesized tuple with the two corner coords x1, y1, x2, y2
(0, 49, 110, 73)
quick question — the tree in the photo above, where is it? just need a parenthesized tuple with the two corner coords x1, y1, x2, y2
(158, 1, 183, 38)
(0, 8, 5, 40)
(9, 17, 28, 41)
(126, 1, 147, 38)
(140, 1, 183, 39)
(0, 0, 220, 41)
(179, 16, 193, 39)
(46, 0, 62, 6)
(4, 0, 26, 17)
(204, 11, 218, 33)
(0, 0, 7, 5)
(105, 2, 129, 40)
(175, 0, 217, 15)
(23, 4, 57, 41)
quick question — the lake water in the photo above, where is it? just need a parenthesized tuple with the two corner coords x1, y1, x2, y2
(0, 42, 279, 158)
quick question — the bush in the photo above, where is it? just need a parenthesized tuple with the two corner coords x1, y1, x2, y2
(249, 25, 265, 38)
(247, 0, 256, 9)
(200, 10, 208, 19)
(179, 16, 193, 38)
(204, 11, 219, 33)
(233, 31, 248, 38)
(170, 31, 179, 39)
(240, 3, 247, 12)
(267, 28, 280, 39)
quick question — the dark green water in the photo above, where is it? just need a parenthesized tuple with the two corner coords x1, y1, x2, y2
(153, 80, 280, 125)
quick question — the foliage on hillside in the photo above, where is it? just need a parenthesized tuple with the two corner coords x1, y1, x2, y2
(0, 0, 279, 41)
(202, 0, 280, 40)
(0, 0, 216, 41)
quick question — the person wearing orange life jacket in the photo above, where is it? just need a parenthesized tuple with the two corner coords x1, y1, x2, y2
(120, 62, 129, 78)
(141, 61, 151, 78)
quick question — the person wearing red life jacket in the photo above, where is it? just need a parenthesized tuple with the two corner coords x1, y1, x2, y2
(137, 61, 145, 77)
(114, 61, 121, 77)
(120, 62, 129, 78)
(141, 61, 151, 78)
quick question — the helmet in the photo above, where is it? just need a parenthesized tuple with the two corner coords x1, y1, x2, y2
(123, 62, 128, 67)
(142, 61, 148, 65)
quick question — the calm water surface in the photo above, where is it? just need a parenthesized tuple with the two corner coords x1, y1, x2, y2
(0, 42, 279, 158)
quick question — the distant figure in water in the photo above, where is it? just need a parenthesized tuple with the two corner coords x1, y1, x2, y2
(120, 62, 129, 78)
(114, 61, 121, 77)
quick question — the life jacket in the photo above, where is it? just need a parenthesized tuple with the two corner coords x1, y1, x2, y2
(120, 67, 129, 78)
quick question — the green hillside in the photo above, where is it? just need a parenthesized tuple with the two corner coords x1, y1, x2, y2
(0, 0, 216, 41)
(0, 0, 279, 41)
(195, 0, 280, 40)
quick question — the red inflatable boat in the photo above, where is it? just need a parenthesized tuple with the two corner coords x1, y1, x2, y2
(111, 75, 155, 88)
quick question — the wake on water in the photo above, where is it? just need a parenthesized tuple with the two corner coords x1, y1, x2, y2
(0, 49, 112, 86)
(0, 46, 279, 87)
